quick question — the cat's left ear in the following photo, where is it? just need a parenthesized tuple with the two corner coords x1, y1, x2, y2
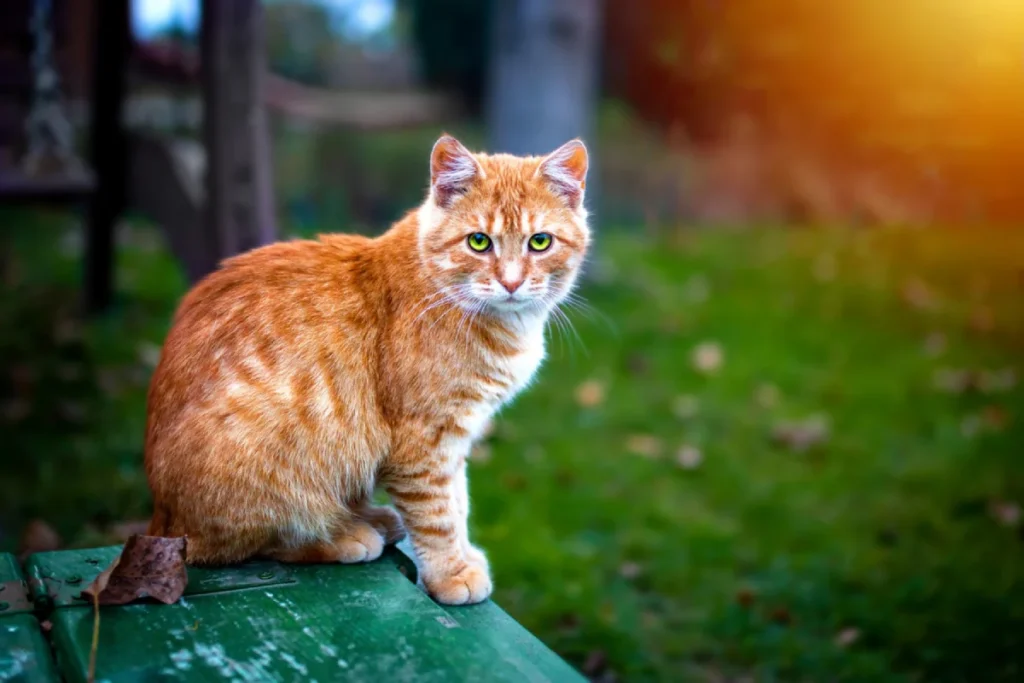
(430, 134, 483, 208)
(536, 139, 589, 209)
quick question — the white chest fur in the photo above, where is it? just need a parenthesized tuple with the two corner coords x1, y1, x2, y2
(458, 314, 547, 441)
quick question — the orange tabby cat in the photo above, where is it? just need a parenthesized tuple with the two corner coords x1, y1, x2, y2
(144, 134, 590, 604)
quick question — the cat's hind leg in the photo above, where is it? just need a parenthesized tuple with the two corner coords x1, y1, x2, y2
(265, 517, 385, 564)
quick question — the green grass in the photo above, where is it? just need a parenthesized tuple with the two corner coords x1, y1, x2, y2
(2, 210, 1023, 682)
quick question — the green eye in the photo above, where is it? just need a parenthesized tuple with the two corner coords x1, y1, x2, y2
(528, 233, 553, 252)
(467, 233, 492, 253)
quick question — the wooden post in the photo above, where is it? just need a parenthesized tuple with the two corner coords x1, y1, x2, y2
(85, 0, 130, 313)
(201, 0, 277, 263)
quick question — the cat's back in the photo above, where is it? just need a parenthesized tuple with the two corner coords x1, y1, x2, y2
(150, 234, 380, 417)
(176, 233, 369, 319)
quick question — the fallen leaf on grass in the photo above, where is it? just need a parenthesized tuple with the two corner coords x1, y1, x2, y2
(960, 415, 981, 438)
(901, 278, 939, 311)
(691, 342, 724, 375)
(82, 535, 188, 606)
(675, 445, 703, 470)
(582, 650, 609, 676)
(970, 306, 995, 333)
(736, 587, 757, 608)
(771, 415, 830, 452)
(923, 332, 947, 358)
(989, 501, 1021, 528)
(933, 368, 974, 394)
(136, 342, 162, 369)
(618, 562, 643, 580)
(626, 354, 649, 375)
(979, 368, 1017, 394)
(18, 519, 62, 559)
(835, 627, 861, 648)
(574, 379, 606, 408)
(626, 434, 663, 459)
(469, 443, 492, 464)
(981, 405, 1010, 431)
(961, 406, 1011, 438)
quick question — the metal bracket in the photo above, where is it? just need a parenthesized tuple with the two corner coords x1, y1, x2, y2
(25, 548, 299, 608)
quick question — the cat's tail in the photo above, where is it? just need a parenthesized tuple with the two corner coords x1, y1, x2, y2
(147, 503, 172, 536)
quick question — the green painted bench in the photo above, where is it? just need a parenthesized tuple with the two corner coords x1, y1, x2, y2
(1, 545, 585, 682)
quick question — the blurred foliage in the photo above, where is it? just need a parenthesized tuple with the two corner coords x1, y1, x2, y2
(264, 1, 344, 84)
(402, 0, 492, 115)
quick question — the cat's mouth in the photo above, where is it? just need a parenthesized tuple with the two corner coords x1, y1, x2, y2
(490, 295, 536, 312)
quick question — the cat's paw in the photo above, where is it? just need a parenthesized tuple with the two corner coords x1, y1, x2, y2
(425, 560, 493, 605)
(333, 522, 385, 563)
(464, 544, 490, 572)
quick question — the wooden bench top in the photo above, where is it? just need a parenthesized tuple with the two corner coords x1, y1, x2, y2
(3, 545, 584, 682)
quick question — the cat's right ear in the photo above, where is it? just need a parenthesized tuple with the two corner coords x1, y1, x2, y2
(430, 134, 483, 208)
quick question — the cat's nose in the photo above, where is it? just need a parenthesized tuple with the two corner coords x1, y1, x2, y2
(498, 277, 525, 293)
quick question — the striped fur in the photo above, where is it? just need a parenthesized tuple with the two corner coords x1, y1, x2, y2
(144, 135, 590, 605)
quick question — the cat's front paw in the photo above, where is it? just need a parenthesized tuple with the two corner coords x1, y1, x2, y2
(464, 544, 490, 572)
(425, 559, 493, 605)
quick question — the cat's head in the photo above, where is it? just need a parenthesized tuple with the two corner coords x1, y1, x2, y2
(416, 134, 590, 315)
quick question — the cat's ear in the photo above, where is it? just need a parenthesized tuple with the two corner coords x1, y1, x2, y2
(536, 139, 589, 209)
(430, 134, 483, 208)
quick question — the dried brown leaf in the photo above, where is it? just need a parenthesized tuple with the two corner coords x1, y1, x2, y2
(979, 369, 1017, 394)
(691, 341, 724, 374)
(771, 415, 830, 452)
(469, 443, 492, 464)
(768, 606, 793, 625)
(626, 434, 663, 459)
(970, 307, 995, 333)
(574, 379, 606, 408)
(835, 627, 861, 648)
(136, 342, 162, 369)
(901, 278, 938, 311)
(81, 535, 188, 606)
(981, 405, 1010, 432)
(923, 332, 947, 358)
(582, 650, 609, 676)
(933, 368, 975, 394)
(618, 562, 643, 580)
(989, 501, 1021, 528)
(675, 445, 704, 470)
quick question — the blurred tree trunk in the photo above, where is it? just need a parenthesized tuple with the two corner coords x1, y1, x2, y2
(201, 0, 278, 261)
(486, 0, 602, 206)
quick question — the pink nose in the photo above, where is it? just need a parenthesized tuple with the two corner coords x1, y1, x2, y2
(499, 278, 525, 293)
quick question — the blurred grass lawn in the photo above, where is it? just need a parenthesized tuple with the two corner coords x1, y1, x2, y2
(2, 210, 1023, 682)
